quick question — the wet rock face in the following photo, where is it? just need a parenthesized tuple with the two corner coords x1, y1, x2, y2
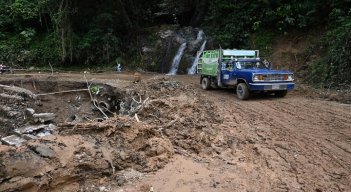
(140, 26, 207, 74)
(0, 84, 36, 138)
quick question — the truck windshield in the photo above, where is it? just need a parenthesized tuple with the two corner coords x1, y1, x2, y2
(237, 61, 267, 69)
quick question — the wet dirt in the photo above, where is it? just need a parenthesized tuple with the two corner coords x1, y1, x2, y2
(0, 72, 350, 192)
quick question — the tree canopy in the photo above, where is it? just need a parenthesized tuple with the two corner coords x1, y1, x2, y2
(0, 0, 350, 85)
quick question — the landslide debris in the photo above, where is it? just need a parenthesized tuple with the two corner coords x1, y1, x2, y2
(0, 77, 235, 191)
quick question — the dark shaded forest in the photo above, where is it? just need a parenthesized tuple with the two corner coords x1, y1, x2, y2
(0, 0, 350, 86)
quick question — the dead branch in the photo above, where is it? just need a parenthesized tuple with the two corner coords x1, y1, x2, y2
(132, 95, 142, 104)
(48, 62, 54, 75)
(32, 79, 37, 91)
(83, 74, 109, 119)
(160, 114, 179, 129)
(58, 122, 113, 132)
(134, 113, 140, 123)
(100, 105, 115, 115)
(132, 97, 139, 104)
(129, 97, 150, 115)
(154, 114, 180, 137)
(147, 114, 163, 123)
(158, 127, 164, 138)
(36, 89, 89, 96)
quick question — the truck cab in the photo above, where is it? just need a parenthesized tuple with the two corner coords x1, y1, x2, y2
(198, 49, 295, 100)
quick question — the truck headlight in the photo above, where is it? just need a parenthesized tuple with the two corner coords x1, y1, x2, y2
(253, 74, 263, 82)
(287, 74, 294, 81)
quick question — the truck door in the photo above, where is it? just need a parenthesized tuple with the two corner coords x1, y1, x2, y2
(221, 61, 235, 86)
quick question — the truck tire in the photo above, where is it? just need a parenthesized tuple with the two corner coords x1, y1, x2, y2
(211, 79, 219, 89)
(201, 77, 211, 90)
(211, 83, 218, 89)
(275, 90, 287, 98)
(237, 83, 250, 100)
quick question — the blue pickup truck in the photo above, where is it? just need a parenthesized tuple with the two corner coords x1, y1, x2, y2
(197, 49, 295, 100)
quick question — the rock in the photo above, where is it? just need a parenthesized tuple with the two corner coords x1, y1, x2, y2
(25, 108, 35, 115)
(32, 145, 55, 158)
(36, 130, 52, 137)
(119, 150, 128, 160)
(117, 168, 144, 182)
(0, 93, 23, 103)
(99, 186, 108, 192)
(140, 26, 205, 74)
(33, 113, 56, 123)
(0, 84, 37, 100)
(15, 124, 48, 134)
(159, 30, 174, 39)
(22, 134, 38, 140)
(14, 124, 56, 138)
(116, 177, 127, 186)
(25, 108, 35, 120)
(1, 135, 26, 147)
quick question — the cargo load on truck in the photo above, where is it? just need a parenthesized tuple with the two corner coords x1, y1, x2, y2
(197, 49, 295, 100)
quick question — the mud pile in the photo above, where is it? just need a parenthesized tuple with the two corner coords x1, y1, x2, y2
(0, 77, 235, 191)
(0, 78, 125, 148)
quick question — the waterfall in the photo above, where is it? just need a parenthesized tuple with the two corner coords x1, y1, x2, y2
(188, 40, 207, 75)
(196, 30, 204, 42)
(167, 43, 187, 75)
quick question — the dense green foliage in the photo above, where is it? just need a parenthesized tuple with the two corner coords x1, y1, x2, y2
(0, 0, 350, 86)
(205, 0, 348, 46)
(306, 7, 351, 87)
(202, 0, 351, 86)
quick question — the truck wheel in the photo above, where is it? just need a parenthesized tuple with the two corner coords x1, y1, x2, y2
(275, 90, 287, 97)
(237, 83, 250, 100)
(211, 79, 218, 89)
(211, 83, 218, 89)
(201, 77, 211, 90)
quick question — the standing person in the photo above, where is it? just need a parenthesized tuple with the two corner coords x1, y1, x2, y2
(116, 62, 121, 72)
(263, 59, 271, 68)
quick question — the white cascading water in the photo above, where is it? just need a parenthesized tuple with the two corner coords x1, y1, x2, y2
(188, 40, 207, 74)
(196, 30, 204, 42)
(167, 42, 187, 75)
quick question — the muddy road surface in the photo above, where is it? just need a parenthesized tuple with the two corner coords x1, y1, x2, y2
(0, 72, 350, 192)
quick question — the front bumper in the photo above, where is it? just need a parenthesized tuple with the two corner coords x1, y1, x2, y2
(248, 82, 295, 91)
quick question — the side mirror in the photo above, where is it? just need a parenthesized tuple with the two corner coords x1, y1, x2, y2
(268, 62, 272, 69)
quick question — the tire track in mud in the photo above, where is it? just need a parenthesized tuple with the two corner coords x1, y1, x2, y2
(200, 89, 351, 191)
(247, 99, 351, 183)
(266, 99, 351, 164)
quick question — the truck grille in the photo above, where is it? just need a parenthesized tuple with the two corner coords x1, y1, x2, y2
(263, 74, 285, 81)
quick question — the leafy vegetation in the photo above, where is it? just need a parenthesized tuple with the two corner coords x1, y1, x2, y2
(0, 0, 350, 87)
(205, 0, 351, 87)
(307, 8, 351, 87)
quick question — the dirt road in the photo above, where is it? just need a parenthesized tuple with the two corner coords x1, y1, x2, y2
(0, 73, 350, 192)
(205, 90, 351, 191)
(120, 75, 351, 192)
